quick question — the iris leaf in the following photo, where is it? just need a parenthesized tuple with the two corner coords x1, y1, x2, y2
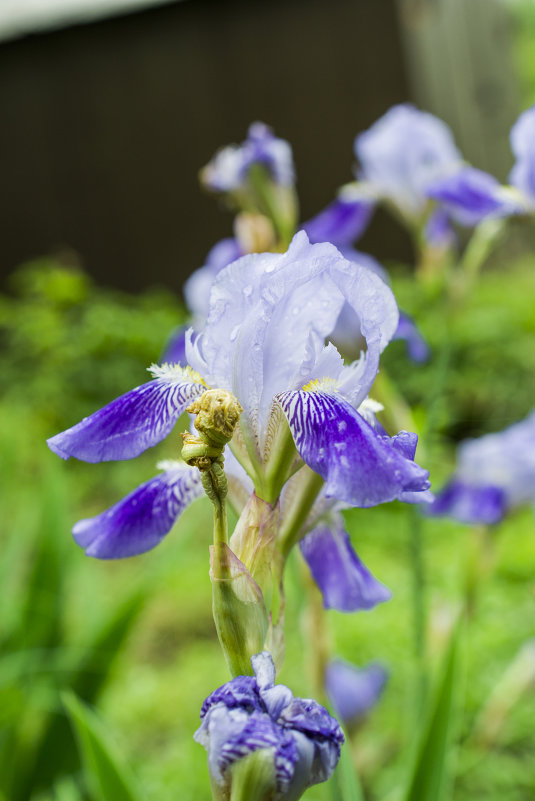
(63, 691, 145, 801)
(402, 620, 462, 801)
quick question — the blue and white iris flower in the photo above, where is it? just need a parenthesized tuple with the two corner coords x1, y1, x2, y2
(194, 651, 344, 801)
(48, 233, 430, 609)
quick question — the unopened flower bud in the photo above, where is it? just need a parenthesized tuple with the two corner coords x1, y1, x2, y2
(195, 652, 344, 801)
(187, 389, 243, 450)
(234, 212, 277, 254)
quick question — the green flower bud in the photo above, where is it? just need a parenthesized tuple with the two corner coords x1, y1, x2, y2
(187, 389, 243, 450)
(211, 543, 269, 677)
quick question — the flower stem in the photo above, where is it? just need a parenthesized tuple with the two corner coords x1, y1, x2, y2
(259, 415, 302, 505)
(408, 505, 428, 715)
(277, 468, 325, 559)
(201, 463, 229, 546)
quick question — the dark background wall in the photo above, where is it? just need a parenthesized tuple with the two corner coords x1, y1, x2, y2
(0, 0, 411, 292)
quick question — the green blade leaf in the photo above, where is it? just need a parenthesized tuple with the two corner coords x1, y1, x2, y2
(62, 690, 145, 801)
(403, 621, 462, 801)
(14, 592, 144, 801)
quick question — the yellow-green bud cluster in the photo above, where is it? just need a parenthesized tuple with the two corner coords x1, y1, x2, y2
(181, 389, 243, 470)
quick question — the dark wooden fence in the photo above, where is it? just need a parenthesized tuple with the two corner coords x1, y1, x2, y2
(0, 0, 519, 292)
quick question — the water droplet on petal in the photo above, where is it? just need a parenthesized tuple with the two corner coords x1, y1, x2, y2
(230, 325, 240, 342)
(243, 284, 253, 298)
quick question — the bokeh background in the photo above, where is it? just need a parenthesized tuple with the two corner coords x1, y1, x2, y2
(1, 1, 535, 800)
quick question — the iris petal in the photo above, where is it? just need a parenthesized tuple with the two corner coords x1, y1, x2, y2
(325, 660, 387, 724)
(509, 104, 535, 205)
(160, 325, 188, 365)
(427, 479, 506, 525)
(186, 233, 399, 456)
(426, 166, 523, 226)
(72, 462, 203, 558)
(302, 196, 375, 246)
(300, 523, 391, 611)
(277, 389, 430, 507)
(392, 312, 430, 364)
(47, 366, 207, 462)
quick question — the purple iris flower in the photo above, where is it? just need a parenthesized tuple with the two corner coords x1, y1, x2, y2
(201, 122, 295, 193)
(325, 659, 388, 725)
(194, 651, 344, 800)
(509, 104, 535, 208)
(428, 411, 535, 524)
(48, 233, 430, 560)
(354, 104, 462, 218)
(426, 166, 524, 226)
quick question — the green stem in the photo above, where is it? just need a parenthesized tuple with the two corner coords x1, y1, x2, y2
(459, 218, 507, 284)
(277, 468, 325, 559)
(407, 330, 453, 716)
(259, 418, 302, 504)
(463, 524, 494, 619)
(201, 464, 228, 546)
(408, 506, 428, 716)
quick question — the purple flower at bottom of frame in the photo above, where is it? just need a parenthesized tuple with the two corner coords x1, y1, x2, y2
(201, 122, 295, 193)
(195, 652, 344, 801)
(428, 410, 535, 525)
(325, 660, 388, 725)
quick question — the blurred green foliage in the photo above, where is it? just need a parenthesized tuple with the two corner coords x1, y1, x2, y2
(1, 254, 534, 801)
(0, 256, 185, 430)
